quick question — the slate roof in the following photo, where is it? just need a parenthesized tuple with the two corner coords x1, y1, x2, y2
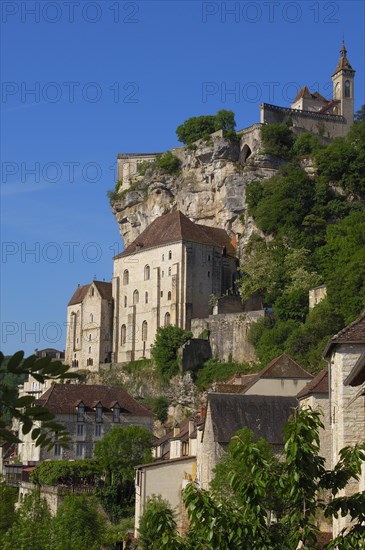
(323, 310, 365, 357)
(68, 281, 112, 306)
(207, 393, 297, 447)
(114, 211, 236, 259)
(35, 384, 153, 417)
(296, 367, 329, 399)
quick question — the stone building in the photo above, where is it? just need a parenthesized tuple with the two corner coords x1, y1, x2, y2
(260, 42, 355, 138)
(112, 210, 238, 363)
(323, 311, 365, 537)
(117, 152, 160, 189)
(18, 384, 154, 465)
(65, 280, 113, 371)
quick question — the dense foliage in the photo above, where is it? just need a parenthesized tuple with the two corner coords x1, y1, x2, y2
(0, 482, 18, 538)
(30, 459, 101, 486)
(154, 151, 181, 175)
(138, 495, 178, 549)
(176, 110, 237, 145)
(139, 408, 365, 549)
(194, 358, 255, 390)
(151, 325, 192, 381)
(261, 122, 294, 159)
(241, 117, 365, 371)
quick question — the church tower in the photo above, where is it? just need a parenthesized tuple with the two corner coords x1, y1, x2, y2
(332, 41, 355, 124)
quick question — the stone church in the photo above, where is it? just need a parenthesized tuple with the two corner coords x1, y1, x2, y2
(66, 211, 238, 368)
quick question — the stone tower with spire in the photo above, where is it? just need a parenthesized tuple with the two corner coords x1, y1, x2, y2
(332, 41, 355, 125)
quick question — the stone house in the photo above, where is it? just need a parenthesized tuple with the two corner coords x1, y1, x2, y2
(297, 367, 330, 466)
(112, 210, 238, 363)
(323, 311, 365, 537)
(18, 384, 154, 465)
(65, 280, 113, 371)
(196, 393, 297, 489)
(260, 42, 355, 139)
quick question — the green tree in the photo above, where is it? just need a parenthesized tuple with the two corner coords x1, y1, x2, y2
(0, 482, 18, 537)
(261, 122, 294, 159)
(151, 396, 169, 423)
(176, 110, 237, 145)
(138, 495, 180, 550)
(144, 408, 365, 549)
(2, 491, 53, 550)
(52, 495, 105, 550)
(0, 351, 77, 448)
(354, 104, 365, 122)
(151, 325, 192, 381)
(94, 425, 153, 522)
(292, 132, 321, 156)
(154, 151, 181, 175)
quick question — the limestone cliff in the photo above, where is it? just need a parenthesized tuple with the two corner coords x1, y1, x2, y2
(111, 131, 286, 256)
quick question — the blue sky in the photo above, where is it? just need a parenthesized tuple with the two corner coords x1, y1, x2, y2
(1, 0, 364, 356)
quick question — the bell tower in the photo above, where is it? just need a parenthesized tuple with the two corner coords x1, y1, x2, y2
(332, 41, 355, 124)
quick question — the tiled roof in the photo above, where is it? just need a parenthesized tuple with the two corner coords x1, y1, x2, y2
(35, 384, 153, 417)
(297, 367, 329, 399)
(323, 310, 365, 357)
(292, 86, 329, 105)
(68, 281, 112, 306)
(114, 211, 236, 258)
(207, 393, 297, 446)
(333, 43, 355, 75)
(258, 354, 312, 379)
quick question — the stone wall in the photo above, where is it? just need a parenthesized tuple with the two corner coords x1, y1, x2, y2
(191, 310, 264, 364)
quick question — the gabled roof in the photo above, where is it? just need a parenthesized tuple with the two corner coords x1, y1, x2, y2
(114, 211, 236, 259)
(35, 384, 153, 417)
(292, 86, 329, 105)
(68, 281, 112, 306)
(323, 311, 365, 357)
(297, 367, 329, 399)
(207, 393, 297, 447)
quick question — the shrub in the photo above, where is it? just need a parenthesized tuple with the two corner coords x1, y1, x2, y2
(154, 151, 181, 175)
(176, 110, 237, 145)
(292, 132, 321, 156)
(195, 358, 255, 390)
(151, 325, 192, 382)
(151, 396, 169, 423)
(261, 123, 294, 159)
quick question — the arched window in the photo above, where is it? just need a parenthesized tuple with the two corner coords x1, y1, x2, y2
(124, 296, 127, 307)
(90, 287, 94, 297)
(133, 290, 139, 304)
(168, 250, 172, 260)
(145, 291, 148, 304)
(88, 346, 91, 353)
(142, 320, 148, 341)
(164, 312, 171, 326)
(123, 270, 129, 285)
(121, 324, 126, 345)
(345, 80, 351, 98)
(89, 334, 92, 341)
(144, 265, 150, 280)
(89, 313, 93, 322)
(168, 267, 171, 276)
(167, 291, 172, 301)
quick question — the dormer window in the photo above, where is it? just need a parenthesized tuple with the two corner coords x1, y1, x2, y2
(76, 403, 85, 422)
(113, 405, 120, 423)
(95, 404, 103, 423)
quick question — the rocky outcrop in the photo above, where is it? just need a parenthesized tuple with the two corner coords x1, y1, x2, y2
(111, 133, 285, 256)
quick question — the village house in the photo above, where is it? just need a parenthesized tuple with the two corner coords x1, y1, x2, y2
(18, 384, 154, 465)
(323, 310, 365, 537)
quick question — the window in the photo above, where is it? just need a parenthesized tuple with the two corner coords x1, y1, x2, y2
(164, 312, 171, 326)
(95, 425, 102, 437)
(168, 267, 171, 276)
(124, 295, 127, 307)
(162, 271, 164, 278)
(208, 254, 211, 261)
(144, 265, 150, 280)
(89, 313, 93, 322)
(76, 443, 85, 457)
(54, 443, 62, 457)
(160, 291, 163, 298)
(123, 270, 129, 285)
(345, 79, 351, 98)
(168, 250, 172, 260)
(95, 404, 103, 423)
(162, 254, 164, 261)
(167, 291, 172, 301)
(77, 424, 84, 436)
(77, 404, 85, 422)
(90, 287, 94, 297)
(121, 324, 126, 345)
(89, 334, 92, 341)
(113, 406, 120, 423)
(133, 290, 139, 304)
(89, 346, 91, 353)
(87, 358, 93, 366)
(142, 321, 148, 342)
(208, 271, 210, 278)
(145, 291, 148, 304)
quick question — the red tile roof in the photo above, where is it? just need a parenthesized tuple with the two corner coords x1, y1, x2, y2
(297, 367, 329, 399)
(35, 384, 153, 417)
(292, 86, 329, 105)
(323, 310, 365, 357)
(68, 281, 112, 306)
(114, 211, 236, 259)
